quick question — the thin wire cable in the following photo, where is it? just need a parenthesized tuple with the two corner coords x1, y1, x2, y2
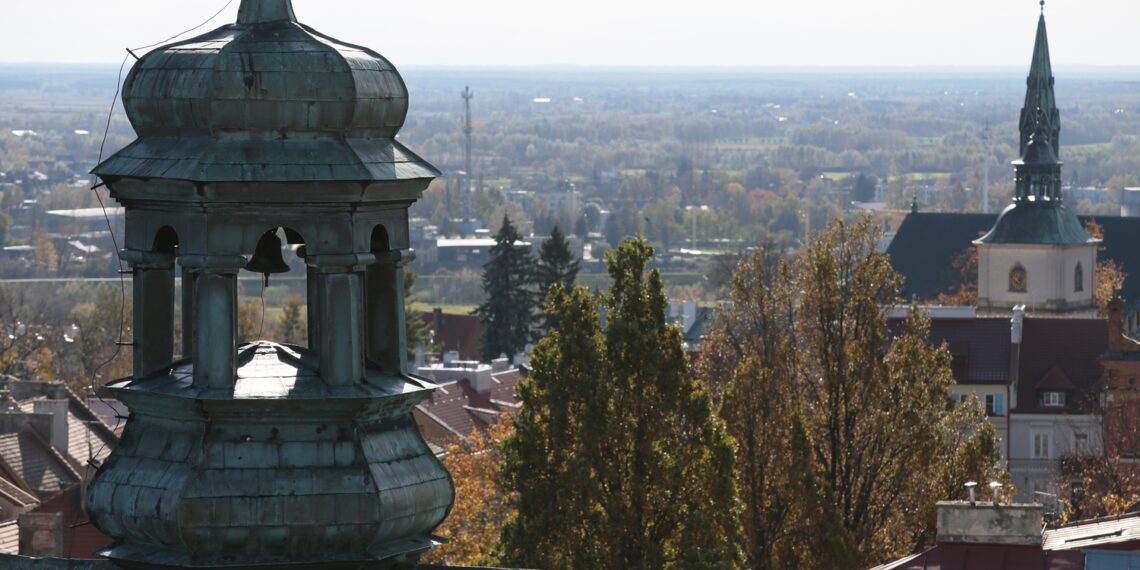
(85, 0, 236, 464)
(132, 0, 235, 53)
(257, 278, 267, 341)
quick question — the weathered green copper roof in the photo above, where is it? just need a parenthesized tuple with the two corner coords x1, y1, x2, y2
(94, 0, 439, 184)
(1014, 130, 1060, 167)
(109, 341, 437, 401)
(1020, 10, 1059, 158)
(974, 202, 1098, 245)
(979, 4, 1086, 246)
(98, 135, 438, 182)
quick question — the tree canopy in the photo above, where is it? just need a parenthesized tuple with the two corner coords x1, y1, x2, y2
(698, 217, 1006, 568)
(474, 215, 538, 361)
(500, 237, 744, 569)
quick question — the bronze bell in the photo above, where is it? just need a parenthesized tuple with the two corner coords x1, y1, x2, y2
(245, 230, 290, 284)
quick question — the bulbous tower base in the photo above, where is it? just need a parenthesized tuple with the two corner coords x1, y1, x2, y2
(87, 342, 453, 569)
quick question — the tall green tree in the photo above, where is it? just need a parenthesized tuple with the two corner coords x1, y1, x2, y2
(474, 215, 537, 361)
(698, 218, 1005, 568)
(275, 295, 306, 345)
(851, 172, 877, 202)
(500, 237, 744, 569)
(536, 226, 581, 298)
(535, 225, 580, 332)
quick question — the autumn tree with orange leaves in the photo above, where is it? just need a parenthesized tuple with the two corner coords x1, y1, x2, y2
(1084, 219, 1127, 316)
(421, 417, 516, 566)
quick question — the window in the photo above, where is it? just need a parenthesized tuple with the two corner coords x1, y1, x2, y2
(1032, 431, 1052, 459)
(1040, 391, 1067, 407)
(985, 394, 1005, 416)
(1074, 433, 1089, 454)
(1074, 262, 1084, 292)
(1009, 264, 1028, 293)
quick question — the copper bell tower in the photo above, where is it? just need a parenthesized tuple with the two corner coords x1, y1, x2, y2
(87, 0, 454, 566)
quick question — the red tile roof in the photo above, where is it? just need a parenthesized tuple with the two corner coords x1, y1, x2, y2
(28, 484, 112, 560)
(0, 473, 38, 509)
(415, 368, 523, 444)
(1016, 317, 1107, 414)
(1035, 366, 1078, 391)
(0, 520, 16, 555)
(873, 543, 1084, 570)
(927, 316, 1012, 384)
(0, 431, 79, 499)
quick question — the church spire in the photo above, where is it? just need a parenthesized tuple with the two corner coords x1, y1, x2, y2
(1020, 4, 1059, 158)
(1013, 3, 1063, 203)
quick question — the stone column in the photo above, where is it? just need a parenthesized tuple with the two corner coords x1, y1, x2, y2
(365, 250, 413, 375)
(120, 249, 175, 378)
(306, 265, 320, 351)
(181, 270, 197, 358)
(307, 253, 374, 386)
(180, 255, 246, 389)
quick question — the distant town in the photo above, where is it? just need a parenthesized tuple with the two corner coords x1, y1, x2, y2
(4, 2, 1140, 569)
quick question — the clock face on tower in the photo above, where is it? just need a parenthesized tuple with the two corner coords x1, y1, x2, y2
(1009, 265, 1028, 293)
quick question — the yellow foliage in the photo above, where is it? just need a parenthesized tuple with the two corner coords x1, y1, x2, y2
(422, 416, 516, 566)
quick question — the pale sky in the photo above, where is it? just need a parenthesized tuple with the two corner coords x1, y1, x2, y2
(2, 0, 1138, 68)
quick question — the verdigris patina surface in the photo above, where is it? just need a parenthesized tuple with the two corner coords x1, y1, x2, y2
(86, 1, 453, 567)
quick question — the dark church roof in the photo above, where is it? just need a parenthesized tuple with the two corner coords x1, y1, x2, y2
(887, 212, 1140, 302)
(886, 213, 995, 300)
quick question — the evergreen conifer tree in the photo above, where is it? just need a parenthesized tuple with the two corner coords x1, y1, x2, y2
(536, 225, 580, 298)
(535, 225, 580, 331)
(500, 237, 744, 569)
(474, 215, 537, 361)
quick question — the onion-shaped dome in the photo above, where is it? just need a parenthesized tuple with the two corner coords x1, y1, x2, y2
(94, 0, 438, 183)
(975, 201, 1098, 245)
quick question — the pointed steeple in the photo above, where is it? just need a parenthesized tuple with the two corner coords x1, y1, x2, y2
(1019, 5, 1059, 158)
(1011, 2, 1063, 203)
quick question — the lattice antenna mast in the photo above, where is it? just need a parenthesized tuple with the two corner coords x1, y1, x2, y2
(982, 121, 992, 213)
(462, 86, 475, 225)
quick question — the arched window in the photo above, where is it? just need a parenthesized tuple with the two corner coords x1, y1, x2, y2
(1009, 264, 1028, 293)
(1074, 262, 1084, 292)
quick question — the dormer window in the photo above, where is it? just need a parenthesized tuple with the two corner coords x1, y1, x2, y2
(1009, 264, 1028, 293)
(1074, 262, 1084, 292)
(1040, 390, 1067, 407)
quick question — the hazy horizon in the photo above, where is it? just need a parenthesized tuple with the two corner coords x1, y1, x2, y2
(4, 0, 1140, 68)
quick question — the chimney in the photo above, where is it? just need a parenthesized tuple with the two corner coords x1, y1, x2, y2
(19, 512, 64, 558)
(414, 342, 427, 369)
(1009, 305, 1024, 410)
(935, 500, 1043, 546)
(1010, 304, 1025, 344)
(473, 368, 493, 394)
(682, 299, 697, 333)
(491, 357, 510, 373)
(1106, 298, 1140, 353)
(443, 350, 459, 366)
(33, 400, 69, 454)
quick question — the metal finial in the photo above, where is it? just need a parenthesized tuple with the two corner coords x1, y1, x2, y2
(237, 0, 297, 24)
(1040, 0, 1045, 12)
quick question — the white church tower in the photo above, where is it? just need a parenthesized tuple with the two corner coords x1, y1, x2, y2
(975, 5, 1099, 314)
